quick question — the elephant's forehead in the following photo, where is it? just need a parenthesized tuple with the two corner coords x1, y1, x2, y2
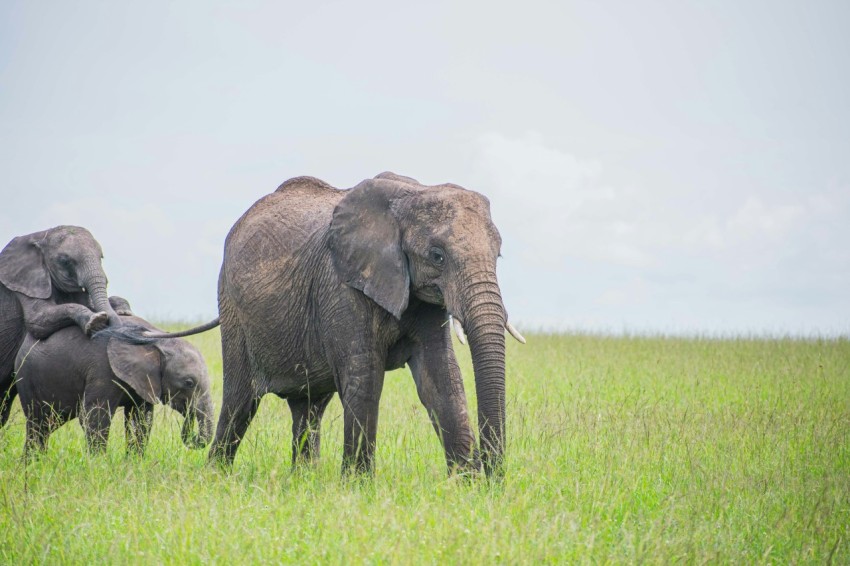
(50, 227, 101, 252)
(50, 225, 92, 240)
(409, 186, 491, 221)
(407, 190, 501, 250)
(450, 217, 501, 252)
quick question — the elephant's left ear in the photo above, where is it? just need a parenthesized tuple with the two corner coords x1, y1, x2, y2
(107, 339, 163, 405)
(0, 232, 52, 299)
(328, 179, 413, 319)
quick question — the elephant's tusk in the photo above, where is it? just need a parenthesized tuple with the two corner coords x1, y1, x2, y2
(452, 317, 467, 345)
(505, 321, 526, 344)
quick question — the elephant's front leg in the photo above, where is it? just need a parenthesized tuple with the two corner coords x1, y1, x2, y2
(337, 352, 386, 475)
(288, 392, 334, 468)
(124, 402, 154, 455)
(18, 296, 107, 338)
(407, 308, 477, 474)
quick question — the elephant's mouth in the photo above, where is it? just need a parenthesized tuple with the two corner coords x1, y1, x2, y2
(170, 397, 188, 414)
(413, 285, 444, 305)
(46, 268, 81, 294)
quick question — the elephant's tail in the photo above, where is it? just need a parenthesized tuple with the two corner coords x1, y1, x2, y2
(94, 318, 221, 344)
(142, 318, 221, 339)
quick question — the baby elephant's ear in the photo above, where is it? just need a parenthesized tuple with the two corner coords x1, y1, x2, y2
(107, 339, 162, 404)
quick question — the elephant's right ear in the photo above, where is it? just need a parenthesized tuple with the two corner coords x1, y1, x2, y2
(107, 339, 162, 405)
(0, 232, 52, 299)
(328, 179, 414, 319)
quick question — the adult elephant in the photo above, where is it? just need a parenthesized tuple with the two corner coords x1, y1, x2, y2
(0, 226, 123, 425)
(147, 173, 523, 476)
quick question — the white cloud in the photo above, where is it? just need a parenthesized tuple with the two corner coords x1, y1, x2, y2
(471, 131, 653, 269)
(682, 197, 805, 255)
(470, 131, 850, 333)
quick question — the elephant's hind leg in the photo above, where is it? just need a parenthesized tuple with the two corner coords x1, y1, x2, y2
(0, 342, 21, 427)
(209, 390, 260, 467)
(23, 403, 62, 461)
(288, 392, 334, 468)
(208, 323, 261, 468)
(0, 382, 17, 427)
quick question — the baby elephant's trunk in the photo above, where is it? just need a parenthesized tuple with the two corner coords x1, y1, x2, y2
(181, 396, 214, 449)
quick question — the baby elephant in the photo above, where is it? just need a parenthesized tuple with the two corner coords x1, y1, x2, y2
(13, 314, 214, 458)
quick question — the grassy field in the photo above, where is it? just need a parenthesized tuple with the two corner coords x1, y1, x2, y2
(1, 328, 848, 563)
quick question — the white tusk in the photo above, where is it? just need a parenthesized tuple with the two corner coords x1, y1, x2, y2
(452, 317, 467, 345)
(505, 321, 526, 344)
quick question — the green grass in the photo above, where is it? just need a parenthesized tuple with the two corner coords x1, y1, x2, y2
(1, 329, 848, 563)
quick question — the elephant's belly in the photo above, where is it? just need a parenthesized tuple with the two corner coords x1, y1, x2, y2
(16, 382, 80, 420)
(229, 286, 338, 398)
(244, 330, 336, 398)
(267, 365, 337, 399)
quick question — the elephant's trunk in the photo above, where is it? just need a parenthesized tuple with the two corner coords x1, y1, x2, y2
(181, 395, 213, 449)
(181, 411, 197, 447)
(80, 267, 120, 326)
(460, 274, 507, 478)
(196, 395, 214, 447)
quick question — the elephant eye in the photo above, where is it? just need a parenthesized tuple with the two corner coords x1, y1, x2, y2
(183, 378, 196, 389)
(428, 247, 446, 266)
(57, 253, 73, 267)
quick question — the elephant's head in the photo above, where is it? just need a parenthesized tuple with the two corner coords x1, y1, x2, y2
(0, 225, 120, 325)
(329, 172, 519, 475)
(107, 317, 214, 449)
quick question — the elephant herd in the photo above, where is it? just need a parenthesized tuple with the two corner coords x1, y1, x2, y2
(0, 172, 523, 477)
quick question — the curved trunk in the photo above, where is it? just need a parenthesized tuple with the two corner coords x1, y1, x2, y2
(461, 276, 507, 478)
(81, 270, 120, 326)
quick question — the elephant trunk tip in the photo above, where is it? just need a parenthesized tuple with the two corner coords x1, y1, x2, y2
(181, 398, 214, 449)
(181, 411, 204, 449)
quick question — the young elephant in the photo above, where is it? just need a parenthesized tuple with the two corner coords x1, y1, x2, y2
(13, 314, 214, 458)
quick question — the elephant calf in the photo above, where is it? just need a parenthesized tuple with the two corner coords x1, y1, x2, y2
(13, 314, 214, 458)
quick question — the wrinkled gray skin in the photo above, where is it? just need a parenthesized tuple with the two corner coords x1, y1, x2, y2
(209, 172, 510, 476)
(0, 226, 124, 426)
(13, 314, 214, 459)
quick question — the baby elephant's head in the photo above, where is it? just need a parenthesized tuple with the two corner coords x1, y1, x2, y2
(108, 327, 214, 449)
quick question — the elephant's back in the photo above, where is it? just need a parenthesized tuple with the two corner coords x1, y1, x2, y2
(223, 176, 345, 292)
(14, 326, 101, 406)
(19, 325, 103, 367)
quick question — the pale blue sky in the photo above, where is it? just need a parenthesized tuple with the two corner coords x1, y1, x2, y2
(2, 1, 848, 335)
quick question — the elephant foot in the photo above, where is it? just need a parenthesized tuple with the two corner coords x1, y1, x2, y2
(85, 312, 110, 335)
